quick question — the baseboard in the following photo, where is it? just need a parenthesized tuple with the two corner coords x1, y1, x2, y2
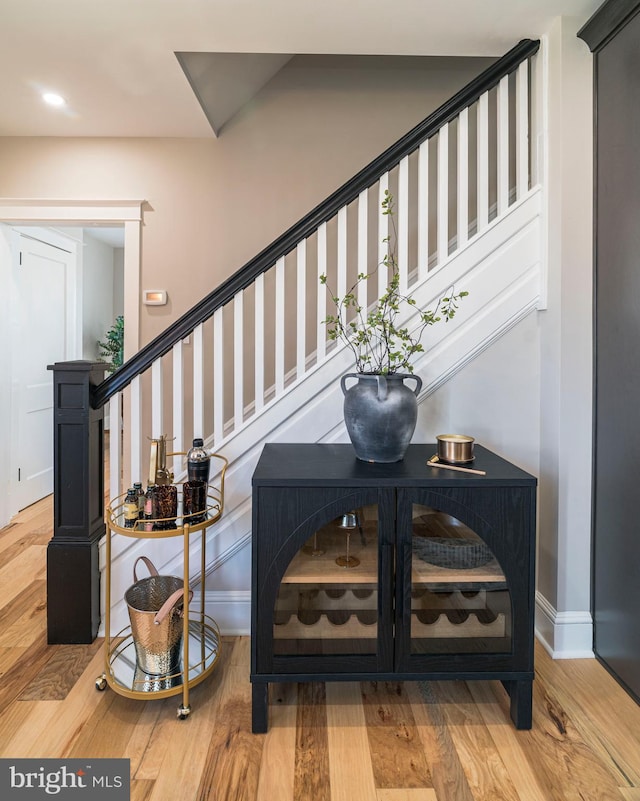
(105, 589, 587, 655)
(214, 590, 594, 654)
(535, 591, 593, 658)
(99, 589, 252, 638)
(205, 590, 251, 636)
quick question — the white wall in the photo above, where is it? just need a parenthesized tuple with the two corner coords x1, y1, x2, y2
(113, 248, 124, 318)
(418, 314, 541, 475)
(81, 231, 116, 361)
(536, 18, 594, 656)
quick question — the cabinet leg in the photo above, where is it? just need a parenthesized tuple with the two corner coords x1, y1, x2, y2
(252, 682, 269, 734)
(502, 679, 533, 729)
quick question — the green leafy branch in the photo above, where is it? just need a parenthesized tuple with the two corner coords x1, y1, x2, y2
(320, 190, 468, 375)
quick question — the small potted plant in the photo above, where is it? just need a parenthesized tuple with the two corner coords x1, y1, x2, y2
(97, 315, 124, 374)
(320, 191, 467, 462)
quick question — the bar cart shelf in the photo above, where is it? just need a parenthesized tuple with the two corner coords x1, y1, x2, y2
(96, 454, 227, 719)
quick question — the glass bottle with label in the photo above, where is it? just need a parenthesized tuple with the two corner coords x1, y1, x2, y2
(143, 484, 156, 532)
(123, 488, 139, 529)
(133, 482, 145, 519)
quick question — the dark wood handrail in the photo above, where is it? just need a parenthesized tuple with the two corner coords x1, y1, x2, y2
(92, 38, 539, 410)
(578, 0, 640, 52)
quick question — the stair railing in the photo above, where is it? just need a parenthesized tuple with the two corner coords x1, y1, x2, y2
(47, 39, 540, 643)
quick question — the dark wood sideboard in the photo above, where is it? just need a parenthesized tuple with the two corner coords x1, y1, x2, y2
(250, 443, 537, 732)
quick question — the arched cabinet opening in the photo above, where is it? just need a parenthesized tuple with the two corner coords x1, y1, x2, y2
(274, 503, 380, 656)
(409, 505, 511, 654)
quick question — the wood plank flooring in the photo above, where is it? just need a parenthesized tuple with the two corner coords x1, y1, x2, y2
(2, 496, 640, 801)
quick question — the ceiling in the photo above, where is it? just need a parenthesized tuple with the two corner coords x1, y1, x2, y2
(0, 0, 601, 138)
(82, 226, 125, 249)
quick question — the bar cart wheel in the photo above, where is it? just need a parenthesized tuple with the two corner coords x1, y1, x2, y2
(177, 704, 191, 720)
(95, 674, 107, 691)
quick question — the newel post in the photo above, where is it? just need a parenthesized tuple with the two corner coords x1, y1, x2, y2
(47, 361, 106, 644)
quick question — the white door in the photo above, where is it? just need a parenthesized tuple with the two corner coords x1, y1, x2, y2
(12, 234, 75, 511)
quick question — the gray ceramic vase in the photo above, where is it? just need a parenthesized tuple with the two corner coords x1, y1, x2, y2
(341, 372, 423, 463)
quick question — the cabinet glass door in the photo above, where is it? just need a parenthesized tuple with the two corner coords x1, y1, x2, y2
(273, 504, 379, 656)
(410, 504, 511, 654)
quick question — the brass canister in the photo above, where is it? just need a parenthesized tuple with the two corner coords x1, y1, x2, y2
(436, 434, 475, 464)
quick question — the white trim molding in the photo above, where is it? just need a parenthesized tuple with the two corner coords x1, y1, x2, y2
(99, 589, 252, 639)
(535, 590, 593, 659)
(0, 198, 145, 223)
(0, 198, 145, 356)
(204, 590, 251, 636)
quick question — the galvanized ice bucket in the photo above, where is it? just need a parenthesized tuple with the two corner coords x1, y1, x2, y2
(125, 556, 191, 675)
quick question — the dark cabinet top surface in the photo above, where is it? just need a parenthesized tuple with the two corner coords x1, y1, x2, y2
(252, 443, 536, 488)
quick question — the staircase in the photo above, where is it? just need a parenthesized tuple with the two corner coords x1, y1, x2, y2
(46, 39, 543, 642)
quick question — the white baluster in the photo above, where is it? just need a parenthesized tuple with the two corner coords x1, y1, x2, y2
(418, 140, 429, 280)
(457, 108, 469, 250)
(497, 75, 509, 215)
(357, 190, 368, 312)
(316, 223, 327, 361)
(378, 173, 389, 294)
(234, 291, 244, 427)
(213, 307, 224, 444)
(109, 392, 121, 501)
(477, 91, 490, 232)
(151, 358, 163, 439)
(437, 122, 449, 265)
(275, 256, 285, 396)
(398, 155, 409, 292)
(129, 375, 142, 486)
(254, 273, 265, 413)
(193, 323, 204, 438)
(296, 241, 306, 379)
(172, 340, 183, 479)
(516, 60, 529, 199)
(337, 206, 347, 302)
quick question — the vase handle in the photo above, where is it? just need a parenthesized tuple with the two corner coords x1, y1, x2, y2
(405, 374, 423, 396)
(340, 373, 360, 396)
(341, 373, 390, 401)
(375, 374, 387, 401)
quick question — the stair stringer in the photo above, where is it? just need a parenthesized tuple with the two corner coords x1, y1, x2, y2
(101, 186, 543, 636)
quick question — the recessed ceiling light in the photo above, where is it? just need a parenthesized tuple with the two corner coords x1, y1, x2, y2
(42, 92, 66, 107)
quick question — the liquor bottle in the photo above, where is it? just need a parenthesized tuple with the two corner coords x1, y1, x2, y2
(133, 482, 145, 519)
(123, 488, 138, 529)
(187, 438, 210, 484)
(143, 484, 156, 532)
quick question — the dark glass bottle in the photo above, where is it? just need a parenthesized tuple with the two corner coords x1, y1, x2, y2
(187, 438, 210, 484)
(123, 488, 138, 529)
(143, 484, 156, 532)
(133, 482, 145, 519)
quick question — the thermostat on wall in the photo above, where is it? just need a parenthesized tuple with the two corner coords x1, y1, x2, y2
(143, 289, 167, 306)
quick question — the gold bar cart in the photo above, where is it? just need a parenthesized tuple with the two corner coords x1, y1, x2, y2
(96, 453, 227, 719)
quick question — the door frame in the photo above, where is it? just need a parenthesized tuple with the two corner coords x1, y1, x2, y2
(0, 198, 144, 527)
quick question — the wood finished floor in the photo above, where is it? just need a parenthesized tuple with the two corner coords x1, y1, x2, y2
(2, 496, 640, 801)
